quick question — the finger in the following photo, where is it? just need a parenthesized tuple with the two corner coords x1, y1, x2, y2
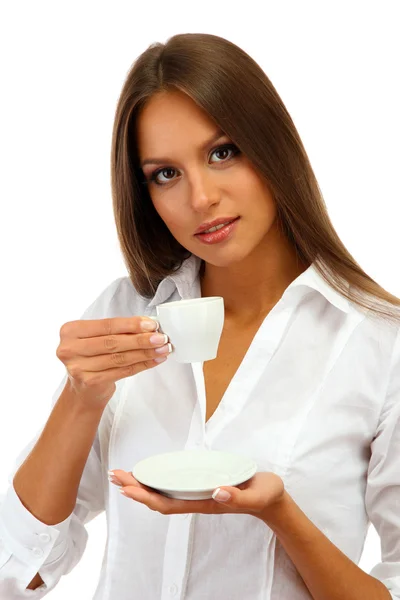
(121, 486, 188, 513)
(110, 471, 159, 494)
(109, 470, 132, 484)
(61, 316, 152, 340)
(68, 356, 165, 390)
(212, 473, 283, 513)
(73, 331, 170, 359)
(83, 329, 169, 357)
(212, 485, 262, 512)
(121, 486, 155, 506)
(120, 483, 224, 515)
(71, 342, 171, 374)
(121, 482, 234, 514)
(109, 470, 141, 486)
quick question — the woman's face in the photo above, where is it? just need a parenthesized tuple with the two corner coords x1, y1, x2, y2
(136, 90, 278, 268)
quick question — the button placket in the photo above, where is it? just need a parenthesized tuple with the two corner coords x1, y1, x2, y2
(160, 514, 193, 600)
(168, 583, 179, 596)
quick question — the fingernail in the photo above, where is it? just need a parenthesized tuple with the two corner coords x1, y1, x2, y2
(108, 475, 122, 486)
(141, 318, 159, 331)
(150, 333, 168, 345)
(108, 471, 122, 485)
(154, 356, 168, 363)
(155, 343, 172, 354)
(212, 488, 231, 502)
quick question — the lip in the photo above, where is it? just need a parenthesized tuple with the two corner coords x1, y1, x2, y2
(194, 217, 239, 245)
(194, 216, 239, 235)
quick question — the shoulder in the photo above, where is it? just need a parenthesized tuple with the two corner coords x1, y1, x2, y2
(359, 305, 400, 411)
(347, 291, 400, 344)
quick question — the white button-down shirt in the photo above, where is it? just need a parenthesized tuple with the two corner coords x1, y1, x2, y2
(1, 254, 400, 599)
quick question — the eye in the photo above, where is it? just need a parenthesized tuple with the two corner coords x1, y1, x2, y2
(147, 143, 240, 186)
(210, 143, 241, 164)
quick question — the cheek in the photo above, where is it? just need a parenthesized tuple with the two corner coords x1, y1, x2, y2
(236, 177, 276, 221)
(235, 167, 272, 199)
(153, 200, 185, 232)
(247, 175, 276, 214)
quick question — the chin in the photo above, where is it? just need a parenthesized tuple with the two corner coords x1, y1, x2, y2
(198, 248, 251, 269)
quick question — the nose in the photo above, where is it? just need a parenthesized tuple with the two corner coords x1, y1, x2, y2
(188, 168, 221, 212)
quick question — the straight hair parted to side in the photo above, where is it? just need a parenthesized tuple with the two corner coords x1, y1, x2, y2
(110, 32, 400, 325)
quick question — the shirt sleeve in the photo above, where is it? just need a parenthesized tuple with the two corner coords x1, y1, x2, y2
(0, 277, 126, 597)
(365, 324, 400, 599)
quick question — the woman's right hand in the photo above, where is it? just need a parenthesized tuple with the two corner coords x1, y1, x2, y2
(56, 316, 171, 409)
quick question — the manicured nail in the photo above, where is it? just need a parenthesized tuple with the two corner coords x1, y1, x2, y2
(108, 471, 122, 485)
(155, 343, 172, 354)
(150, 333, 168, 345)
(119, 488, 128, 496)
(154, 356, 168, 363)
(141, 318, 159, 331)
(108, 475, 121, 486)
(212, 488, 231, 502)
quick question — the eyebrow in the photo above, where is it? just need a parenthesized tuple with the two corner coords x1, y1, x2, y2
(140, 128, 227, 168)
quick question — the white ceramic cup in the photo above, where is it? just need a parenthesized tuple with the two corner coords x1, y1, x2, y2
(150, 297, 224, 363)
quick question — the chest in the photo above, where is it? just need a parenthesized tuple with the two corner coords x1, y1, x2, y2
(203, 322, 263, 423)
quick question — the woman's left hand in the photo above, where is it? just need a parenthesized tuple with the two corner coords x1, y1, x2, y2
(108, 469, 285, 520)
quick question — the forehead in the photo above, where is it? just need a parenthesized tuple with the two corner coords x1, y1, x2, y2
(136, 91, 219, 160)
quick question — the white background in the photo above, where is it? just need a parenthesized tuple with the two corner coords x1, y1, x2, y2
(0, 1, 399, 597)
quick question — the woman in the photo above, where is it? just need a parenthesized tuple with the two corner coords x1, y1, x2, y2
(1, 33, 400, 599)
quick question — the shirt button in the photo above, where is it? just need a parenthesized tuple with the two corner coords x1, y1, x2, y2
(168, 583, 179, 596)
(38, 533, 50, 543)
(32, 547, 44, 558)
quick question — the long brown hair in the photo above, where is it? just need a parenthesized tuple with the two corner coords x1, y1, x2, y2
(110, 33, 400, 325)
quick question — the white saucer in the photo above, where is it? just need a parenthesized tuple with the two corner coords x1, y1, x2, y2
(132, 450, 258, 500)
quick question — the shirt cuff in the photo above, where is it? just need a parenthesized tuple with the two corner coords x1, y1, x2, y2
(0, 482, 72, 568)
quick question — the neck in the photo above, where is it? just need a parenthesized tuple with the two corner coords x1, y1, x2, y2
(199, 226, 309, 327)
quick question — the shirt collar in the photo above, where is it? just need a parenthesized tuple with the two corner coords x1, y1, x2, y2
(146, 254, 351, 314)
(285, 262, 351, 313)
(146, 254, 202, 309)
